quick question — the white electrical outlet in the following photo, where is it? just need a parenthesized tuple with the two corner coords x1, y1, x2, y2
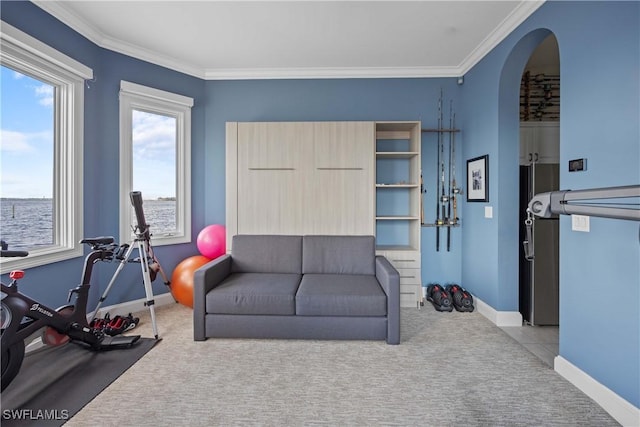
(571, 215, 590, 232)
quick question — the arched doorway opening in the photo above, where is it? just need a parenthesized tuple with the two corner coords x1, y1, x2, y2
(496, 29, 560, 366)
(518, 34, 561, 328)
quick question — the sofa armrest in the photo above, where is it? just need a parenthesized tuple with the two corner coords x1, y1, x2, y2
(193, 254, 232, 341)
(375, 255, 400, 344)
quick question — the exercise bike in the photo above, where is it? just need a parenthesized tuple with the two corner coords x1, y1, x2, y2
(1, 238, 141, 391)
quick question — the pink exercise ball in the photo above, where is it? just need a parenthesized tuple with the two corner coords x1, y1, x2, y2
(197, 224, 226, 259)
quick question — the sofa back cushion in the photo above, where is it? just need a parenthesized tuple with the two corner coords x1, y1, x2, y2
(302, 235, 375, 275)
(231, 235, 302, 274)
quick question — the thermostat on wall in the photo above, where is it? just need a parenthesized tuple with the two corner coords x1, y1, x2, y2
(569, 158, 587, 172)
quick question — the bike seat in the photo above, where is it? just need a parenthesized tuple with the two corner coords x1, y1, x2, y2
(80, 236, 115, 246)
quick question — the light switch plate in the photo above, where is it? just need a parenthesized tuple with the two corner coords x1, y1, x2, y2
(571, 215, 590, 232)
(485, 206, 493, 218)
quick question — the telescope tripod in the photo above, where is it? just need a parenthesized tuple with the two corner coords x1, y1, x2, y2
(92, 233, 171, 339)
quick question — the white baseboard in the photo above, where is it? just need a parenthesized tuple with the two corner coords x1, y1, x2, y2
(555, 356, 640, 427)
(93, 291, 175, 318)
(474, 296, 523, 327)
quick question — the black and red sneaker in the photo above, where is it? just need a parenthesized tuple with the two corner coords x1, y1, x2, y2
(104, 313, 140, 336)
(89, 312, 110, 331)
(426, 284, 453, 312)
(445, 284, 475, 312)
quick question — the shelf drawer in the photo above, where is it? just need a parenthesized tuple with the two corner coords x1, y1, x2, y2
(384, 250, 420, 269)
(397, 268, 421, 284)
(400, 283, 421, 308)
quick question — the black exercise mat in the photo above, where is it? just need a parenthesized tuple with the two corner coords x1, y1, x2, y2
(1, 338, 158, 426)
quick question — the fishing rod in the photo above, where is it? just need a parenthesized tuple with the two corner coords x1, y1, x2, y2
(440, 119, 447, 252)
(420, 170, 425, 224)
(451, 110, 460, 227)
(446, 100, 453, 252)
(435, 90, 443, 251)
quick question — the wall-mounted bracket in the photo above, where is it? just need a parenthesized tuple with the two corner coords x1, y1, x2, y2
(528, 185, 640, 221)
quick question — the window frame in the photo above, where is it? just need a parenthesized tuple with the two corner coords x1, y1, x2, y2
(118, 81, 193, 246)
(0, 21, 90, 271)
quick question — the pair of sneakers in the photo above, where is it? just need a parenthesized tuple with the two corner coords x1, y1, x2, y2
(426, 284, 474, 312)
(90, 313, 140, 336)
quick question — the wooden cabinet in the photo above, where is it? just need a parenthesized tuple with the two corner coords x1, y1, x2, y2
(374, 121, 422, 308)
(377, 249, 422, 308)
(520, 122, 559, 165)
(310, 122, 375, 235)
(227, 121, 375, 244)
(235, 122, 311, 235)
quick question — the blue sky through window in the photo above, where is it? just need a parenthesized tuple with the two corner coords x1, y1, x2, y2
(1, 66, 54, 199)
(1, 66, 177, 200)
(132, 109, 176, 200)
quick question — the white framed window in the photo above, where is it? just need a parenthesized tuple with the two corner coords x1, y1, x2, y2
(0, 21, 90, 271)
(119, 81, 192, 246)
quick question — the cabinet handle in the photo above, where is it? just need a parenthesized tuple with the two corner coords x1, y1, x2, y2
(316, 167, 363, 170)
(393, 259, 416, 262)
(248, 167, 295, 170)
(534, 153, 539, 162)
(528, 153, 532, 162)
(400, 275, 416, 279)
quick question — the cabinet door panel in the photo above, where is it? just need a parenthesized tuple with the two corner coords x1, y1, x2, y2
(313, 122, 374, 169)
(309, 121, 374, 234)
(239, 122, 309, 169)
(309, 169, 374, 234)
(238, 169, 306, 234)
(237, 122, 312, 235)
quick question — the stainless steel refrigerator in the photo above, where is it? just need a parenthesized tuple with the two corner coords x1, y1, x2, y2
(519, 163, 559, 326)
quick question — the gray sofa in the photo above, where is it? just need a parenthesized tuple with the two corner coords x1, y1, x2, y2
(193, 235, 400, 344)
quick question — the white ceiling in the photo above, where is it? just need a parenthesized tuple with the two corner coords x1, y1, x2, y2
(33, 1, 545, 80)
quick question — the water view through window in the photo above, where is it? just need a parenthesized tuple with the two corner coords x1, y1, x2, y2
(0, 66, 54, 250)
(131, 109, 177, 236)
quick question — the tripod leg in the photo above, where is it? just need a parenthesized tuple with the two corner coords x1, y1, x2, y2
(91, 243, 136, 321)
(146, 241, 174, 302)
(138, 240, 159, 339)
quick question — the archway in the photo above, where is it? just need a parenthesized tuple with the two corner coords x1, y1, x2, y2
(518, 34, 560, 327)
(497, 28, 560, 364)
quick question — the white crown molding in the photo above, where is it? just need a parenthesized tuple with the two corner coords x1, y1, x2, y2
(31, 1, 206, 79)
(99, 36, 205, 79)
(204, 65, 464, 80)
(33, 0, 543, 81)
(458, 0, 546, 76)
(0, 20, 93, 79)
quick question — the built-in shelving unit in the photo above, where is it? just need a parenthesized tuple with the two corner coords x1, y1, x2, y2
(375, 121, 422, 308)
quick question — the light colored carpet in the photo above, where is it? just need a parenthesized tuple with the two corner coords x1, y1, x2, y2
(65, 303, 618, 426)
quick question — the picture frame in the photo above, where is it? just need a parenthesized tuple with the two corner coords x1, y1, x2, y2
(467, 155, 489, 202)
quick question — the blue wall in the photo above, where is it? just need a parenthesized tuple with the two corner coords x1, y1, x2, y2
(1, 2, 206, 308)
(460, 0, 639, 407)
(204, 79, 464, 286)
(2, 0, 638, 409)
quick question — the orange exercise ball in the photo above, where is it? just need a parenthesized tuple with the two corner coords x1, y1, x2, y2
(170, 255, 211, 308)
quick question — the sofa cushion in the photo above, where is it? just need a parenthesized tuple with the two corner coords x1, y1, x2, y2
(231, 235, 302, 274)
(296, 274, 387, 316)
(206, 273, 301, 315)
(302, 235, 375, 275)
